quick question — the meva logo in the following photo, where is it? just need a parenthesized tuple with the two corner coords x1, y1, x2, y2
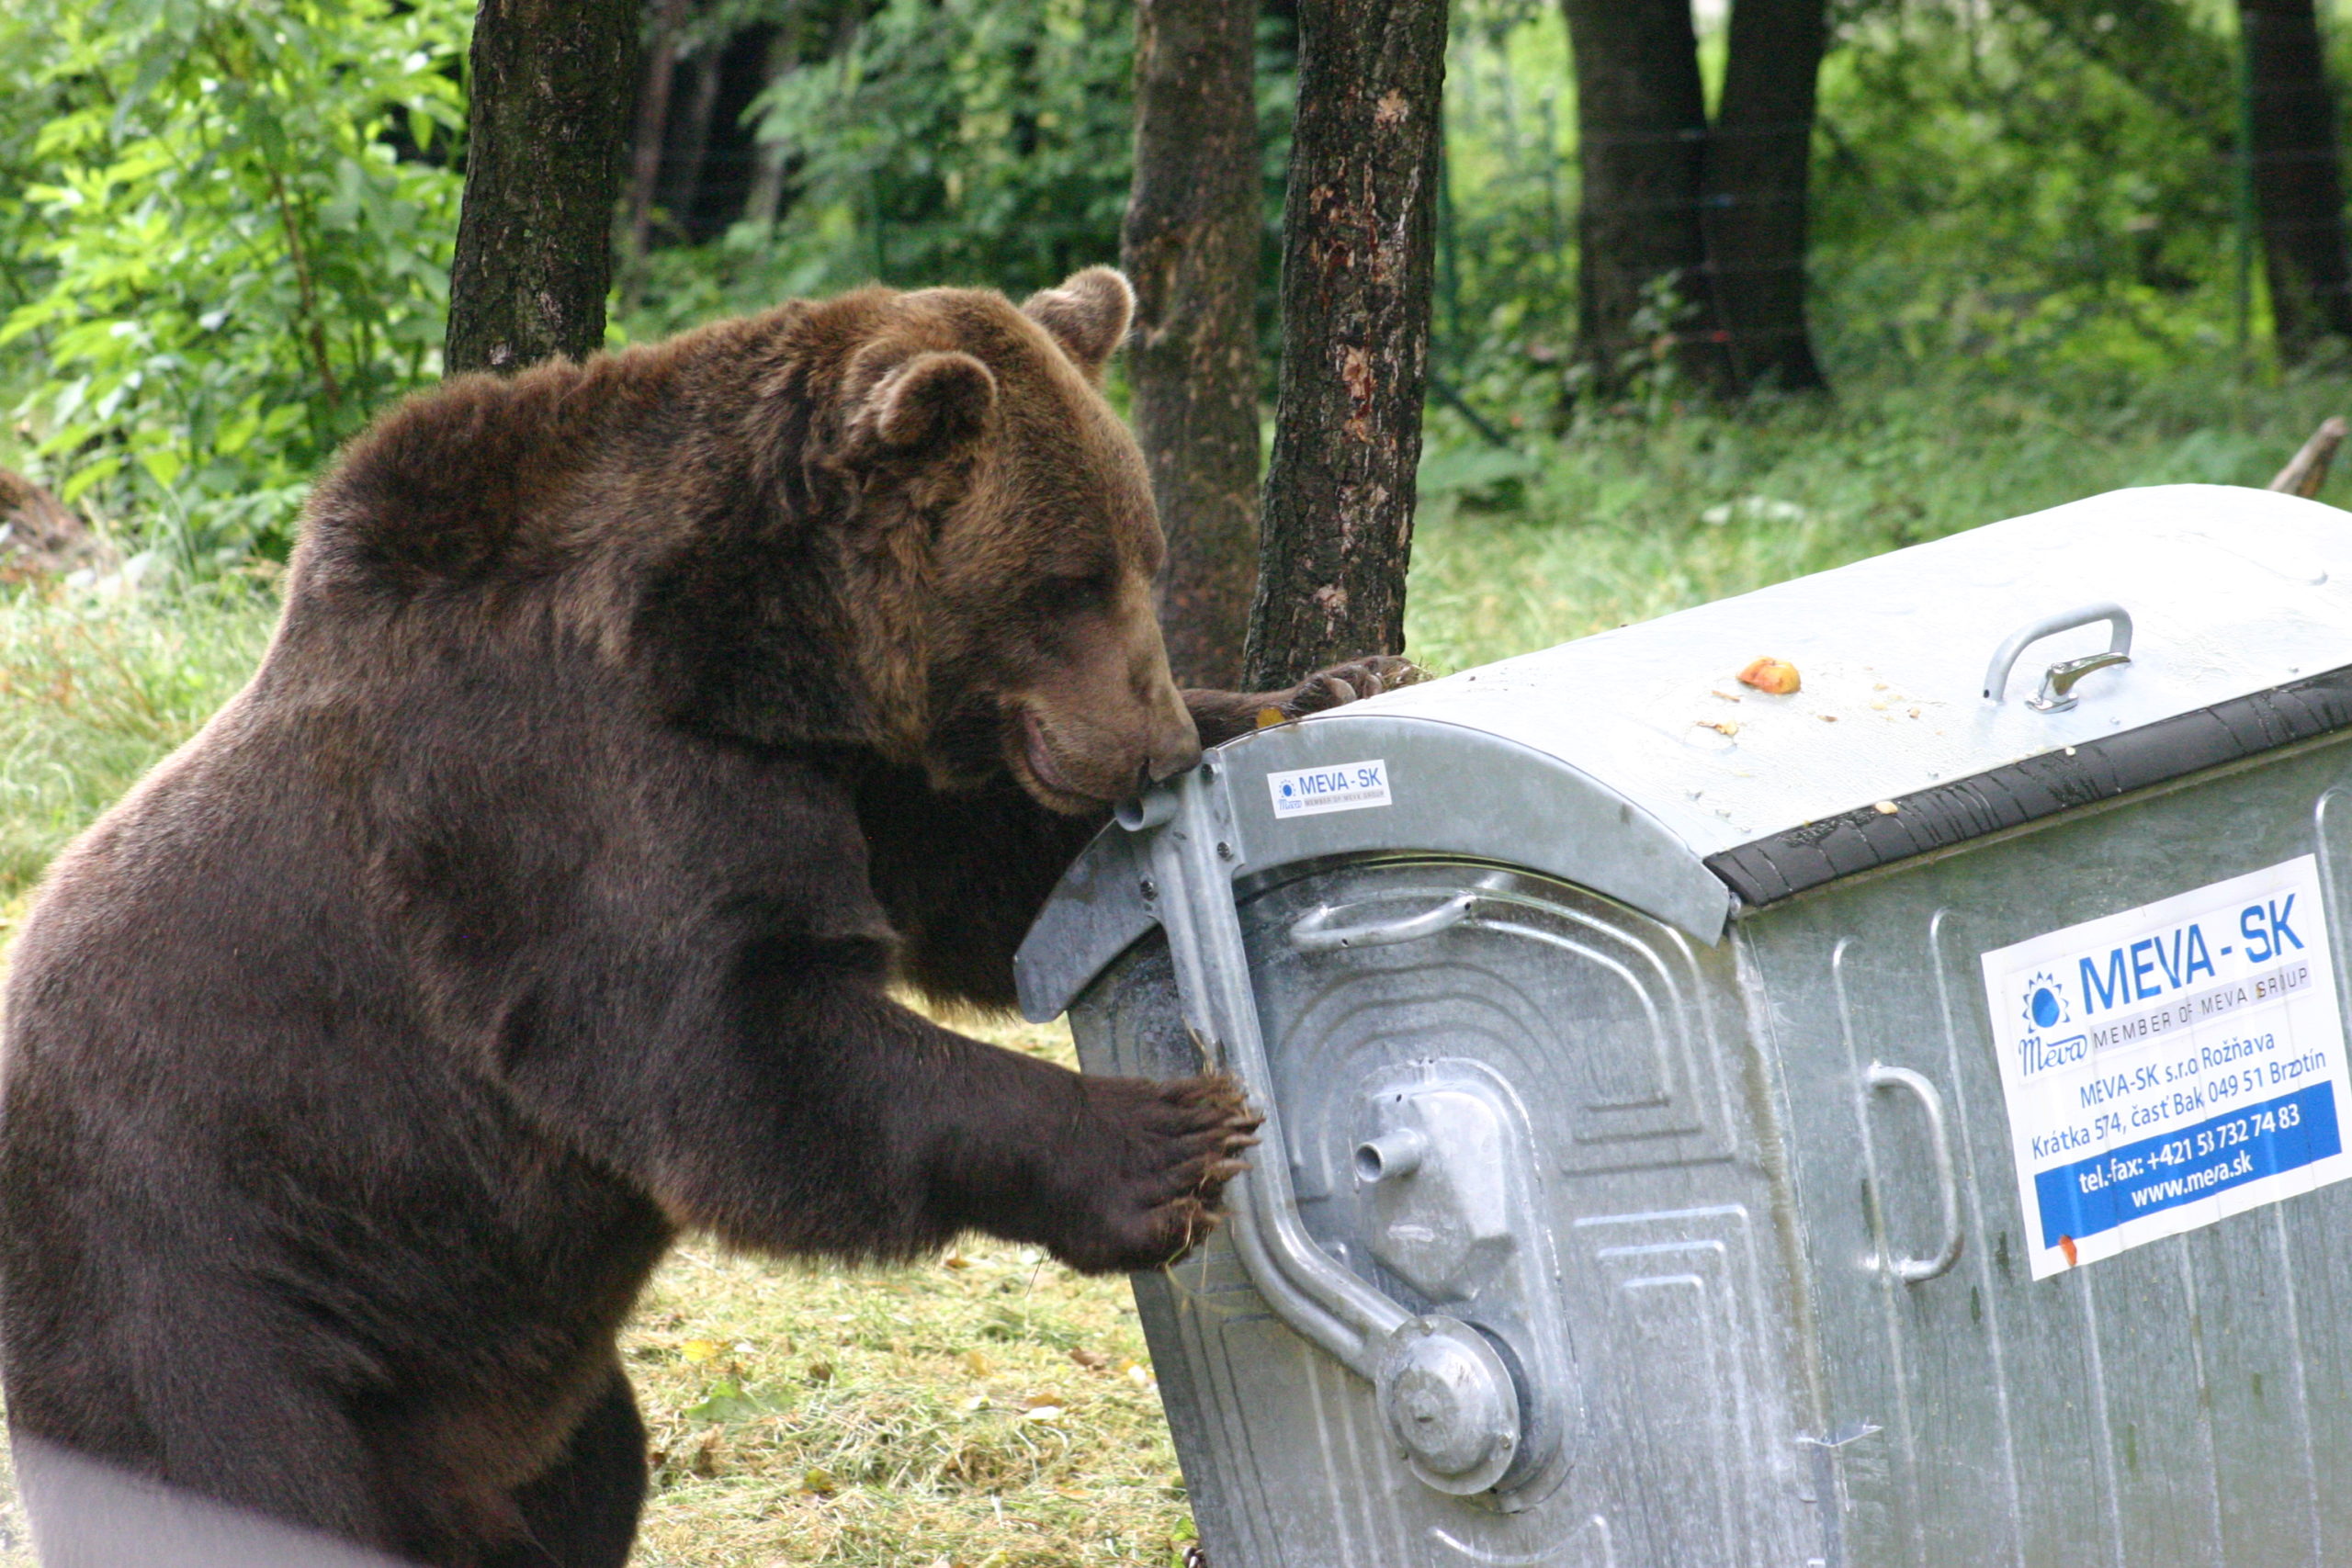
(2075, 898, 2305, 1017)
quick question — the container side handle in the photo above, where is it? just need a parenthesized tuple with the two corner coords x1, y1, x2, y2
(1287, 873, 1512, 953)
(1863, 1062, 1964, 1283)
(1982, 602, 2132, 705)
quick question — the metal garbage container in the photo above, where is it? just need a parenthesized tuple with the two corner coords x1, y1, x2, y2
(1015, 484, 2352, 1567)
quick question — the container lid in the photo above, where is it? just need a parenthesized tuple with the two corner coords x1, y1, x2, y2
(1015, 485, 2352, 1021)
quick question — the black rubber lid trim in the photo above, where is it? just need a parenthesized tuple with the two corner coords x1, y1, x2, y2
(1705, 663, 2352, 909)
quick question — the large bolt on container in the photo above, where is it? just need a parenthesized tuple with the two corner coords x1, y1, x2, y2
(1016, 485, 2352, 1567)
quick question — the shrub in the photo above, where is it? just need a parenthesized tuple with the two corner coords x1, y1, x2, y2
(1, 0, 470, 571)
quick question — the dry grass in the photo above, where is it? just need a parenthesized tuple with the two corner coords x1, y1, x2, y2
(621, 1017, 1193, 1568)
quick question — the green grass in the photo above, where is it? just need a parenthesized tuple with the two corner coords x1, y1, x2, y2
(0, 367, 2346, 1562)
(0, 580, 274, 918)
(1407, 367, 2352, 671)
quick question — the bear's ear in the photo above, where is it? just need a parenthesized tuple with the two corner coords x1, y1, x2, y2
(1020, 266, 1135, 381)
(849, 349, 999, 461)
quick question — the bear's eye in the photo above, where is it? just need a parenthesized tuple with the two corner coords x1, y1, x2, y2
(1034, 571, 1114, 615)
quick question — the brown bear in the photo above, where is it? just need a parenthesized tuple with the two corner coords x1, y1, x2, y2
(0, 268, 1408, 1567)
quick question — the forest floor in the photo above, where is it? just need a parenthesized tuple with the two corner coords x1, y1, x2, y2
(0, 375, 2346, 1563)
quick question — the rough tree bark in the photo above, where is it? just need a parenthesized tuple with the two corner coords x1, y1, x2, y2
(445, 0, 640, 374)
(1558, 0, 1724, 389)
(1241, 0, 1447, 691)
(1122, 0, 1262, 688)
(1704, 0, 1828, 392)
(2237, 0, 2352, 358)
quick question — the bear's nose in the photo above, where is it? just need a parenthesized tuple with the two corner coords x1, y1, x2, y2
(1147, 739, 1203, 784)
(1145, 714, 1202, 783)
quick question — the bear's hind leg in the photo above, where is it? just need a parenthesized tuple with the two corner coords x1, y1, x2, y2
(481, 1368, 647, 1568)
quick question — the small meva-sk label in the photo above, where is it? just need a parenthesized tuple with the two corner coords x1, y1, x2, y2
(1980, 854, 2350, 1279)
(1266, 759, 1391, 819)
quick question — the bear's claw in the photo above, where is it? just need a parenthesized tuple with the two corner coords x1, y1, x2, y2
(1282, 655, 1424, 719)
(1049, 1071, 1263, 1274)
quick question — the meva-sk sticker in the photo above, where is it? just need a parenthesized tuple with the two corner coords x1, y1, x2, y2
(1266, 760, 1391, 819)
(1980, 854, 2349, 1280)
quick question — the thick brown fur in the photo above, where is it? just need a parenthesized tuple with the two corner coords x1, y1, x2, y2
(0, 270, 1408, 1568)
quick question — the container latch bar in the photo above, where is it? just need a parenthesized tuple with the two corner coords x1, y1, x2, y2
(1123, 763, 1531, 1496)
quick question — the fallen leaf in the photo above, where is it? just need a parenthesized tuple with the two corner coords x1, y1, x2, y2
(681, 1339, 718, 1364)
(806, 1360, 834, 1383)
(1696, 718, 1740, 737)
(802, 1466, 837, 1495)
(1873, 801, 1899, 815)
(1020, 1404, 1065, 1423)
(942, 1252, 973, 1270)
(962, 1348, 993, 1377)
(1069, 1348, 1110, 1371)
(1818, 714, 1839, 723)
(1255, 706, 1287, 729)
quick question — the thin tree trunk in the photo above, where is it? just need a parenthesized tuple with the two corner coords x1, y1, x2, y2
(2238, 0, 2352, 357)
(445, 0, 639, 375)
(624, 0, 695, 279)
(662, 42, 725, 243)
(1123, 0, 1262, 688)
(1558, 0, 1724, 389)
(1704, 0, 1829, 393)
(742, 18, 802, 227)
(1242, 0, 1446, 690)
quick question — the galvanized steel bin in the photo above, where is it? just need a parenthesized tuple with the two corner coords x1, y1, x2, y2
(1015, 484, 2352, 1568)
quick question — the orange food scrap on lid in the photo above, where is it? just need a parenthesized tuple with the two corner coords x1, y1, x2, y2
(1737, 657, 1802, 694)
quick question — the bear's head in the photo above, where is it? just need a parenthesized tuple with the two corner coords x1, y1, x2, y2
(825, 268, 1200, 813)
(284, 268, 1200, 817)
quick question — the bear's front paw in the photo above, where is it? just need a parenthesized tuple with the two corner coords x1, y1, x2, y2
(1048, 1073, 1261, 1274)
(1274, 655, 1423, 720)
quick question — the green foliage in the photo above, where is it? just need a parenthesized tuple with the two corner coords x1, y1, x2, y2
(0, 0, 469, 570)
(626, 0, 1137, 339)
(1812, 0, 2244, 380)
(1439, 2, 1579, 382)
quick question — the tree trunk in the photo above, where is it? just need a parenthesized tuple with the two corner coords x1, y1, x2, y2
(1704, 0, 1829, 393)
(662, 42, 725, 244)
(444, 0, 639, 375)
(742, 19, 803, 228)
(2238, 0, 2352, 357)
(623, 0, 695, 279)
(1122, 0, 1262, 689)
(1241, 0, 1446, 690)
(1558, 0, 1724, 389)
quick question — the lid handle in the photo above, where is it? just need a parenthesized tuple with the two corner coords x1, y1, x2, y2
(1983, 602, 2133, 706)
